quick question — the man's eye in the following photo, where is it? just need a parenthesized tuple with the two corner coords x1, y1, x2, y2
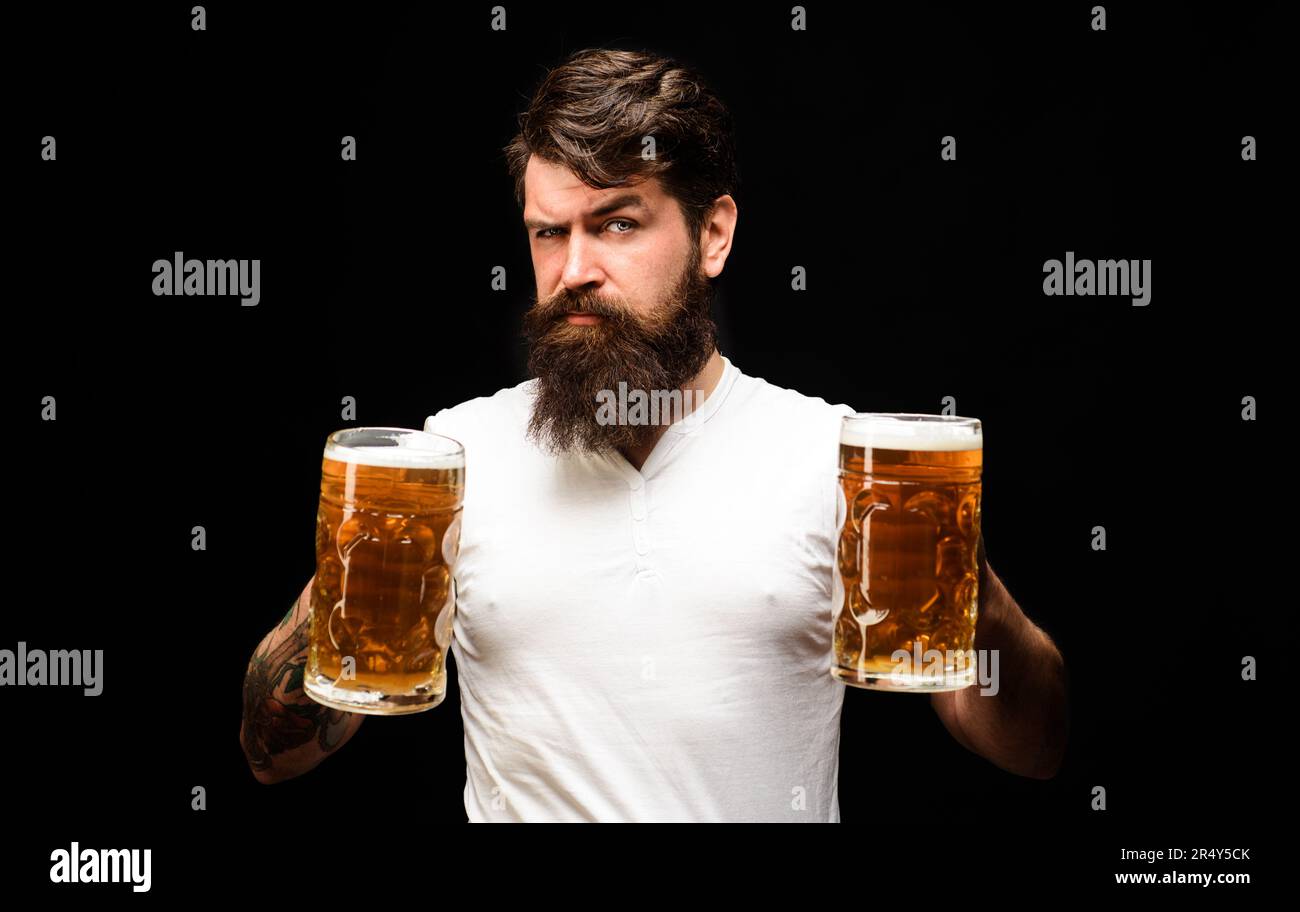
(534, 220, 636, 240)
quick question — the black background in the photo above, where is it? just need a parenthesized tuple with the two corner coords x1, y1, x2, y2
(6, 0, 1279, 892)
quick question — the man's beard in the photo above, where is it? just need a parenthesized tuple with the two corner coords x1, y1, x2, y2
(522, 244, 718, 457)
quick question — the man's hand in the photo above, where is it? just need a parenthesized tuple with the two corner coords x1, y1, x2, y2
(929, 533, 1069, 779)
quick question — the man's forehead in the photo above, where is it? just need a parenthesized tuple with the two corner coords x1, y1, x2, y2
(524, 157, 664, 214)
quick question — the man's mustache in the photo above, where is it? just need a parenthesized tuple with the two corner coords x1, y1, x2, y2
(532, 292, 630, 322)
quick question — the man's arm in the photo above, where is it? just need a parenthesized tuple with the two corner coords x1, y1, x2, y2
(240, 576, 365, 784)
(930, 536, 1070, 779)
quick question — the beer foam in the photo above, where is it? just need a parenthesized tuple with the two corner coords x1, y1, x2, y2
(324, 435, 464, 469)
(841, 414, 982, 451)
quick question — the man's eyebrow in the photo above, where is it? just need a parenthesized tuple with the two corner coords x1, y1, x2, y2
(524, 193, 649, 231)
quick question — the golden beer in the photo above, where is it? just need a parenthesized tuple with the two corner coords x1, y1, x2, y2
(304, 427, 464, 715)
(832, 414, 982, 692)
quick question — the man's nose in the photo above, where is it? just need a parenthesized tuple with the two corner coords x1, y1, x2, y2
(560, 233, 605, 290)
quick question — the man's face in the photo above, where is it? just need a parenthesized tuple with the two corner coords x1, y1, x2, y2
(520, 155, 718, 456)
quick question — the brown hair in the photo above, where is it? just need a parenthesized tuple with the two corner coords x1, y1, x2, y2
(504, 48, 740, 247)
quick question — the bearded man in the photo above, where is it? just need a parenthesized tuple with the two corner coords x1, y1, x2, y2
(240, 47, 1068, 822)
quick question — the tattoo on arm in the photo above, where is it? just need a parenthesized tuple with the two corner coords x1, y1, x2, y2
(241, 590, 352, 773)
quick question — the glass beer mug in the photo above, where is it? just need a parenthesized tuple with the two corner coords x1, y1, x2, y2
(832, 413, 983, 692)
(303, 427, 465, 714)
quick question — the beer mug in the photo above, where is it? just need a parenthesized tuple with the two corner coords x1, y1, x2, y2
(304, 427, 465, 715)
(832, 413, 982, 692)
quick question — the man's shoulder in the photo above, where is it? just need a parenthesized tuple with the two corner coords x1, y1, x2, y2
(730, 364, 856, 425)
(723, 364, 854, 485)
(423, 378, 537, 440)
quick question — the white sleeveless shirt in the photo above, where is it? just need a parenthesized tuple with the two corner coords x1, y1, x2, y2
(425, 356, 854, 821)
